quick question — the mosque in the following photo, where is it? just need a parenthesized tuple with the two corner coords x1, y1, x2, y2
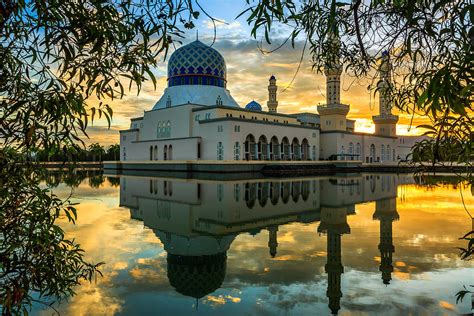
(119, 39, 421, 165)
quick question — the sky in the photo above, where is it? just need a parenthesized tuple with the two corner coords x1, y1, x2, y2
(83, 0, 429, 146)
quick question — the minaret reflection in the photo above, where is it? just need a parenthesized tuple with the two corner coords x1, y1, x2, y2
(318, 207, 351, 315)
(268, 225, 279, 258)
(373, 197, 399, 285)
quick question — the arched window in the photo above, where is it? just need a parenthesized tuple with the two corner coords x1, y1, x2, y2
(149, 146, 153, 160)
(166, 121, 171, 138)
(154, 146, 158, 160)
(157, 122, 162, 138)
(216, 95, 222, 106)
(164, 145, 168, 160)
(386, 145, 391, 161)
(234, 142, 240, 160)
(370, 144, 376, 163)
(312, 145, 317, 160)
(123, 147, 126, 161)
(356, 143, 361, 160)
(166, 96, 171, 108)
(340, 146, 345, 161)
(168, 145, 173, 160)
(381, 144, 385, 162)
(217, 142, 224, 160)
(349, 142, 354, 160)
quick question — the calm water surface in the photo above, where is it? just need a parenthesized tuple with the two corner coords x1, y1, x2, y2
(36, 173, 473, 315)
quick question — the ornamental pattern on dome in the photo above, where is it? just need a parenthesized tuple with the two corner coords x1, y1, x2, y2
(167, 40, 227, 88)
(245, 100, 262, 111)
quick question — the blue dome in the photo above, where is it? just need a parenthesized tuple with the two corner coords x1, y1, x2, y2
(167, 40, 227, 88)
(245, 100, 262, 111)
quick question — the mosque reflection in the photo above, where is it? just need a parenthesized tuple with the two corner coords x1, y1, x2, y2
(119, 174, 405, 315)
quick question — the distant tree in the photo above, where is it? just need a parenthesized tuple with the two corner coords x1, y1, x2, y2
(88, 143, 105, 162)
(107, 144, 120, 161)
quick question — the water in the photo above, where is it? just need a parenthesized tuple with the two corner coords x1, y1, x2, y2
(35, 173, 473, 315)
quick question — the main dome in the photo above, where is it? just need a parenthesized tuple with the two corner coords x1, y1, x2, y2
(167, 40, 227, 88)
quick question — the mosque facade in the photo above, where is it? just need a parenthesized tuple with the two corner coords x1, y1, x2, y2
(119, 40, 422, 164)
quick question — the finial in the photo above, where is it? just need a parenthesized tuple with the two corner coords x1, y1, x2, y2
(196, 30, 199, 41)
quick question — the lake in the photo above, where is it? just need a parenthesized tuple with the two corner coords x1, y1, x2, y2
(35, 172, 473, 315)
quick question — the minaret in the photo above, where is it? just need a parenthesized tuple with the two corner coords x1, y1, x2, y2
(318, 207, 351, 315)
(317, 31, 349, 132)
(372, 51, 399, 137)
(267, 75, 278, 113)
(373, 198, 399, 285)
(268, 225, 278, 258)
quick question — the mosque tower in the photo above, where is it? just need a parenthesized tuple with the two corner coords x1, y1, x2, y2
(267, 75, 278, 113)
(317, 31, 350, 132)
(318, 206, 351, 315)
(268, 225, 279, 258)
(372, 51, 399, 137)
(373, 198, 399, 285)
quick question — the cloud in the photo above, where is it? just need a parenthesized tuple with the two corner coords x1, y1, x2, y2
(204, 19, 242, 30)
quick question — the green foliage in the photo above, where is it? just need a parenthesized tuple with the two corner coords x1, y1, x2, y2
(0, 151, 104, 315)
(0, 0, 200, 152)
(0, 1, 201, 313)
(242, 0, 473, 170)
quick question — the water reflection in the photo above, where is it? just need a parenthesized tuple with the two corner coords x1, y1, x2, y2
(118, 174, 414, 314)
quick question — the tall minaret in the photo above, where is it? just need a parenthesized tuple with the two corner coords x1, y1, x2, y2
(324, 32, 342, 105)
(317, 30, 349, 132)
(373, 51, 399, 137)
(267, 75, 278, 113)
(373, 198, 399, 285)
(318, 207, 351, 315)
(268, 225, 278, 258)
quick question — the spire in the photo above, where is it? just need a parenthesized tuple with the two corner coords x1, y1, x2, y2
(378, 51, 393, 116)
(268, 225, 278, 258)
(196, 29, 199, 41)
(267, 75, 278, 113)
(324, 29, 342, 106)
(372, 51, 399, 137)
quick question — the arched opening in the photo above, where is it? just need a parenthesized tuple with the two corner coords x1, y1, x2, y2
(270, 136, 279, 160)
(291, 181, 300, 202)
(245, 182, 256, 208)
(370, 144, 376, 163)
(270, 182, 280, 205)
(301, 138, 310, 160)
(387, 145, 391, 161)
(149, 146, 153, 160)
(244, 134, 256, 160)
(168, 145, 173, 160)
(349, 142, 354, 160)
(164, 145, 168, 160)
(291, 138, 300, 160)
(154, 145, 158, 160)
(258, 182, 269, 207)
(258, 135, 268, 160)
(356, 143, 361, 160)
(301, 181, 310, 201)
(340, 145, 345, 161)
(381, 144, 385, 162)
(281, 137, 290, 160)
(281, 181, 290, 203)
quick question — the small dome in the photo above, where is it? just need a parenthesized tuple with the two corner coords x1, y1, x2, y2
(167, 40, 227, 88)
(269, 75, 276, 80)
(245, 100, 262, 111)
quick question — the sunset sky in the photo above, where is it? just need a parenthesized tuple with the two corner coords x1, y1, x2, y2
(84, 0, 429, 146)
